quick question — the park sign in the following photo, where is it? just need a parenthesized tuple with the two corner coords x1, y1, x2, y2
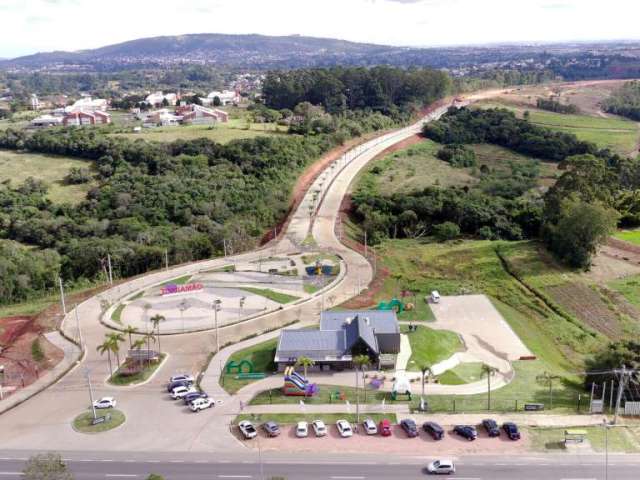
(161, 282, 204, 297)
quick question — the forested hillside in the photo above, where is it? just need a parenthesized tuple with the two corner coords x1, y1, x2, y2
(603, 80, 640, 121)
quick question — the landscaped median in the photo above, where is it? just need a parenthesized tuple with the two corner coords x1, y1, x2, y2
(249, 383, 401, 406)
(107, 353, 167, 386)
(72, 409, 125, 433)
(222, 339, 278, 394)
(528, 425, 640, 453)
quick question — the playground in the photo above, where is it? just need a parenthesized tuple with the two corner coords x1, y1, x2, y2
(111, 251, 342, 334)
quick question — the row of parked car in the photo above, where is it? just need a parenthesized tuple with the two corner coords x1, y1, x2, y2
(166, 374, 215, 412)
(237, 417, 521, 441)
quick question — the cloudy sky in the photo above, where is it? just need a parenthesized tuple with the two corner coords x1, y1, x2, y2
(1, 0, 639, 58)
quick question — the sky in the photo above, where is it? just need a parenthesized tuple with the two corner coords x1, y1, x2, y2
(1, 0, 640, 58)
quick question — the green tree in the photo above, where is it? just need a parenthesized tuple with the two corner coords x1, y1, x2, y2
(433, 222, 460, 241)
(23, 453, 73, 480)
(150, 314, 165, 354)
(353, 354, 370, 423)
(212, 96, 222, 107)
(97, 338, 114, 377)
(123, 324, 138, 349)
(146, 475, 164, 480)
(108, 332, 125, 369)
(295, 356, 315, 378)
(481, 363, 498, 411)
(419, 363, 432, 403)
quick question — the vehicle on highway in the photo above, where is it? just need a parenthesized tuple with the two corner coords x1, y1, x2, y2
(170, 385, 197, 399)
(453, 425, 477, 441)
(503, 422, 521, 440)
(169, 374, 194, 384)
(167, 379, 192, 392)
(400, 418, 419, 438)
(379, 419, 392, 437)
(238, 420, 257, 439)
(363, 418, 378, 435)
(296, 421, 308, 438)
(93, 397, 116, 409)
(482, 419, 500, 437)
(427, 459, 456, 475)
(423, 421, 444, 440)
(183, 391, 208, 404)
(336, 419, 353, 438)
(312, 420, 327, 437)
(189, 397, 214, 412)
(263, 421, 280, 437)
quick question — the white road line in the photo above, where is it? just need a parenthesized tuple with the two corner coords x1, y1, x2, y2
(330, 477, 366, 480)
(169, 460, 184, 463)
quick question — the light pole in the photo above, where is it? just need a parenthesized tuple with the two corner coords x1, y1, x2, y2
(212, 299, 222, 353)
(85, 367, 97, 421)
(58, 276, 67, 316)
(179, 299, 189, 333)
(603, 419, 609, 480)
(239, 296, 246, 320)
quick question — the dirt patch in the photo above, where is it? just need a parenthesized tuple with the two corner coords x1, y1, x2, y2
(585, 241, 640, 283)
(244, 423, 530, 455)
(545, 282, 622, 338)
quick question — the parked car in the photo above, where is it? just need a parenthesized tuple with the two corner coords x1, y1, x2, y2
(427, 459, 456, 475)
(93, 397, 116, 409)
(423, 421, 445, 440)
(400, 418, 419, 438)
(336, 419, 353, 438)
(503, 422, 521, 440)
(263, 421, 281, 437)
(169, 374, 194, 384)
(296, 421, 309, 438)
(312, 420, 327, 437)
(171, 385, 197, 399)
(183, 391, 208, 405)
(453, 425, 477, 441)
(167, 379, 192, 392)
(238, 420, 257, 439)
(363, 418, 378, 435)
(430, 291, 441, 303)
(189, 397, 214, 412)
(482, 419, 500, 437)
(379, 418, 392, 437)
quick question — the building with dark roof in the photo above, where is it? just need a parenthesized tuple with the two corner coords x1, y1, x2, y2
(275, 310, 400, 371)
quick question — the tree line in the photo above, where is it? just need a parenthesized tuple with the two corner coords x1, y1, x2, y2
(602, 80, 640, 121)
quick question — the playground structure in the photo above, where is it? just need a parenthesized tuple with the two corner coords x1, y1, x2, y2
(376, 298, 405, 313)
(283, 366, 319, 396)
(305, 261, 335, 276)
(391, 375, 412, 401)
(225, 359, 265, 380)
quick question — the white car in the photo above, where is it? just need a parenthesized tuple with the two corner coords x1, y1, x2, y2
(189, 397, 214, 412)
(93, 397, 116, 409)
(171, 385, 197, 399)
(238, 420, 257, 439)
(312, 419, 327, 437)
(430, 290, 441, 303)
(363, 418, 378, 435)
(336, 419, 353, 438)
(296, 421, 308, 438)
(169, 374, 194, 384)
(427, 459, 456, 475)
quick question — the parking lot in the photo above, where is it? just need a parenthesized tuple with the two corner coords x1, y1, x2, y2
(237, 422, 531, 455)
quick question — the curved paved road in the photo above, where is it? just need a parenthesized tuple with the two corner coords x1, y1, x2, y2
(0, 103, 453, 453)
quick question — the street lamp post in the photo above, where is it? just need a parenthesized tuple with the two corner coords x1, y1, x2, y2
(212, 299, 222, 353)
(239, 296, 246, 321)
(603, 419, 609, 480)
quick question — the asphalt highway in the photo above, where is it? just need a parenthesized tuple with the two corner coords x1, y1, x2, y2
(0, 452, 639, 480)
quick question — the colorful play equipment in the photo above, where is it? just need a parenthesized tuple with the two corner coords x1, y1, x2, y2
(376, 298, 405, 313)
(391, 375, 412, 401)
(283, 366, 319, 396)
(226, 359, 255, 374)
(305, 260, 335, 276)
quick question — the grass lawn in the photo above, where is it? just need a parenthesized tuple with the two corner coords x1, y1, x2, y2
(241, 287, 300, 304)
(0, 149, 95, 204)
(111, 304, 125, 324)
(438, 362, 485, 385)
(158, 275, 191, 287)
(608, 274, 640, 307)
(72, 409, 126, 433)
(108, 353, 166, 386)
(235, 413, 396, 426)
(401, 324, 463, 370)
(303, 284, 320, 294)
(222, 338, 278, 394)
(249, 382, 402, 406)
(614, 229, 640, 246)
(528, 426, 640, 453)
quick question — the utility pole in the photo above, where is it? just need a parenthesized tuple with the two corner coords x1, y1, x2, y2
(212, 299, 222, 353)
(107, 254, 113, 285)
(223, 239, 228, 257)
(613, 365, 628, 424)
(85, 368, 97, 421)
(164, 249, 169, 271)
(58, 276, 67, 316)
(74, 304, 84, 349)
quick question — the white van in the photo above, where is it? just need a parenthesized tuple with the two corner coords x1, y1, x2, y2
(430, 291, 441, 304)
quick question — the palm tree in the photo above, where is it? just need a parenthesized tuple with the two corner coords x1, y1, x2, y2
(536, 371, 561, 410)
(123, 325, 138, 349)
(481, 364, 499, 411)
(131, 338, 146, 367)
(150, 314, 165, 354)
(353, 354, 370, 423)
(96, 339, 114, 377)
(144, 332, 157, 365)
(108, 332, 125, 369)
(419, 364, 433, 407)
(295, 356, 315, 379)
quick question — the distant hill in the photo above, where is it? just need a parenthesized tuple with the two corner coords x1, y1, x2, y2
(1, 33, 421, 71)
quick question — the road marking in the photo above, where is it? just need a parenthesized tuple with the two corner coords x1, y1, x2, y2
(169, 460, 184, 463)
(330, 477, 365, 480)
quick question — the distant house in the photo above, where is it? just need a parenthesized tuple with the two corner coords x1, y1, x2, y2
(202, 90, 239, 106)
(145, 91, 178, 107)
(63, 110, 111, 126)
(30, 94, 40, 111)
(30, 114, 62, 128)
(176, 104, 228, 124)
(275, 310, 401, 371)
(65, 97, 108, 113)
(143, 108, 181, 127)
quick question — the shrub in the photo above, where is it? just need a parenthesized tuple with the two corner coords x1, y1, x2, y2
(433, 222, 461, 241)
